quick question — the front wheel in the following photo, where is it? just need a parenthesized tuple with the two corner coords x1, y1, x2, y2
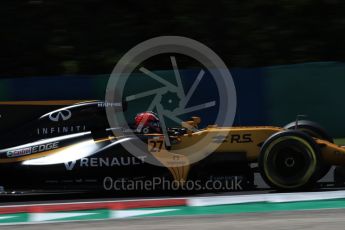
(259, 130, 321, 190)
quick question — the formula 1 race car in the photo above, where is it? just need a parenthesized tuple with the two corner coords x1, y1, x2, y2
(0, 100, 345, 193)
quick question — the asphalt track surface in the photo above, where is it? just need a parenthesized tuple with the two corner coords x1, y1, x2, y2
(0, 189, 273, 206)
(0, 167, 340, 229)
(2, 209, 345, 230)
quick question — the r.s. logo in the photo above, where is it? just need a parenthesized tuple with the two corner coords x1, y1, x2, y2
(230, 134, 253, 143)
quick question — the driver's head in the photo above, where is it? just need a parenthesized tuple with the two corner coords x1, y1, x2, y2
(134, 111, 161, 134)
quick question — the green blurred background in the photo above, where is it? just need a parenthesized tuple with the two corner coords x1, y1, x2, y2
(0, 0, 344, 138)
(1, 0, 345, 77)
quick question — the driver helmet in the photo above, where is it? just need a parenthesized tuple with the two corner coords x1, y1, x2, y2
(134, 111, 161, 134)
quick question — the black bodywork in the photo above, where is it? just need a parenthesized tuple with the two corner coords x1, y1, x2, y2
(0, 101, 252, 193)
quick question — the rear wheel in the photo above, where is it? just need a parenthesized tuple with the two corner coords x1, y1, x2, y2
(259, 130, 321, 190)
(284, 120, 332, 180)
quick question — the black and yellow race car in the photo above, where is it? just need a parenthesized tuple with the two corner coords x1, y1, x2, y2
(0, 100, 345, 193)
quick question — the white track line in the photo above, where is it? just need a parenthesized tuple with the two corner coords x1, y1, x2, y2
(0, 197, 186, 208)
(187, 191, 345, 206)
(1, 190, 345, 209)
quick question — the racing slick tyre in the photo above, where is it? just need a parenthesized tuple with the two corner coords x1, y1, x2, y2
(259, 130, 322, 190)
(284, 120, 333, 181)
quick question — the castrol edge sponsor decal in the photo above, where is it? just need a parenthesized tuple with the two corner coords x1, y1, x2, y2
(21, 137, 132, 166)
(0, 132, 90, 162)
(7, 142, 59, 158)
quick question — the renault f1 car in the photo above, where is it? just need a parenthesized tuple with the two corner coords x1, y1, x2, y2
(0, 100, 345, 193)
